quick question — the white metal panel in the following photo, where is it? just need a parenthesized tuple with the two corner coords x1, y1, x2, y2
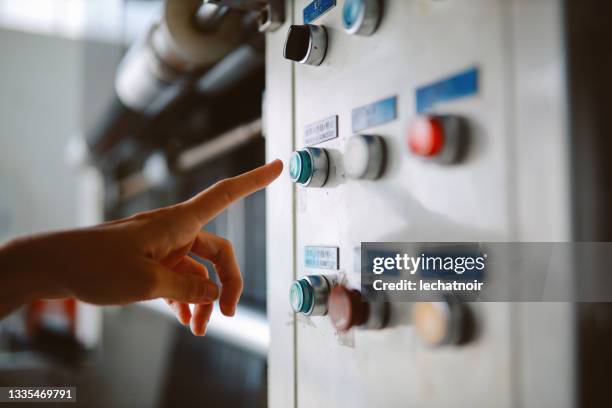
(293, 1, 513, 406)
(266, 0, 573, 406)
(266, 1, 297, 407)
(511, 1, 574, 407)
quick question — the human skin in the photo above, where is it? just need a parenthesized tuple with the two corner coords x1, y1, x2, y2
(0, 160, 283, 336)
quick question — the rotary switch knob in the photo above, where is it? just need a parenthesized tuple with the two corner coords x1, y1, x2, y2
(289, 147, 329, 187)
(290, 275, 333, 316)
(328, 285, 388, 332)
(344, 134, 386, 180)
(283, 24, 327, 66)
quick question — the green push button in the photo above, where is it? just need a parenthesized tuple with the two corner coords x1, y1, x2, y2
(289, 279, 313, 314)
(289, 282, 303, 312)
(289, 150, 313, 184)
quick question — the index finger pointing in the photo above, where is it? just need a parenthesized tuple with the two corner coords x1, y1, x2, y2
(185, 159, 283, 224)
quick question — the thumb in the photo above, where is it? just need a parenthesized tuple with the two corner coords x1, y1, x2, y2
(150, 262, 220, 303)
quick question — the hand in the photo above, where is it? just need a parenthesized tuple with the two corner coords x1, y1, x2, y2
(0, 160, 283, 335)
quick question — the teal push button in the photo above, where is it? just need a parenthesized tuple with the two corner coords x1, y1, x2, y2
(343, 0, 362, 29)
(290, 279, 313, 314)
(342, 0, 381, 36)
(289, 275, 333, 316)
(289, 147, 329, 188)
(290, 150, 312, 184)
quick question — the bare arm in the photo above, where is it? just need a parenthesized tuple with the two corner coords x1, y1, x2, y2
(0, 159, 283, 335)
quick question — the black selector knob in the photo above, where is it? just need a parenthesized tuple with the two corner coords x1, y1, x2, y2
(283, 24, 327, 66)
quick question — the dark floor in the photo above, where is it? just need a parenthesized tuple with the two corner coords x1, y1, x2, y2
(0, 306, 266, 408)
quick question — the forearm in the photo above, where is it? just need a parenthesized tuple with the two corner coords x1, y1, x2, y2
(0, 238, 35, 317)
(0, 235, 67, 318)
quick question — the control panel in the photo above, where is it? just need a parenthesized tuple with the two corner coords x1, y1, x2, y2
(266, 1, 573, 407)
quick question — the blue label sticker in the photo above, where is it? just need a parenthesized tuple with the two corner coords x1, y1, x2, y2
(352, 96, 398, 133)
(416, 67, 479, 113)
(304, 0, 336, 24)
(305, 246, 339, 270)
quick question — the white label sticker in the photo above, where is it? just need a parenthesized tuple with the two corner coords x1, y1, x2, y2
(305, 246, 339, 270)
(304, 115, 338, 146)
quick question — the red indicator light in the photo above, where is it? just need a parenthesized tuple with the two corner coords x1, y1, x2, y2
(408, 116, 445, 157)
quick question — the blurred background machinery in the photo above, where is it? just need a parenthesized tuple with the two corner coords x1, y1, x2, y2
(0, 0, 279, 406)
(84, 0, 276, 406)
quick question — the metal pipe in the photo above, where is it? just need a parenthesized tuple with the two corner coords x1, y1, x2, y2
(177, 119, 263, 171)
(196, 43, 264, 95)
(115, 0, 244, 112)
(142, 300, 269, 356)
(115, 119, 262, 201)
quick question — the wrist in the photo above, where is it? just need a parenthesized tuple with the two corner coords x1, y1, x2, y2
(0, 234, 69, 303)
(0, 238, 36, 304)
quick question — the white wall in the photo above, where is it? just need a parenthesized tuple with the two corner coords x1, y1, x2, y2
(0, 29, 173, 408)
(0, 28, 82, 241)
